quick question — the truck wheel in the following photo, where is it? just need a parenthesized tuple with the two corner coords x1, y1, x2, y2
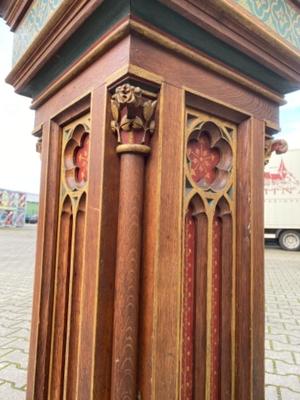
(279, 230, 300, 251)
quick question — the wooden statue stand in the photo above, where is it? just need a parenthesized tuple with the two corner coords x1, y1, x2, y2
(1, 0, 300, 399)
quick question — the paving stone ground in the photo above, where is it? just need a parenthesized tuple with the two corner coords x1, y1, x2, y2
(0, 226, 35, 400)
(265, 246, 300, 400)
(0, 227, 299, 399)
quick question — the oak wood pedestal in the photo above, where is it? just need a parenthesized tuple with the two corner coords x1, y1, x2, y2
(1, 0, 300, 399)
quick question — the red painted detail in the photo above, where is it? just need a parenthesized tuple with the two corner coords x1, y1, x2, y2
(182, 210, 195, 400)
(187, 134, 220, 186)
(18, 193, 26, 208)
(211, 216, 222, 400)
(74, 135, 89, 185)
(264, 159, 288, 182)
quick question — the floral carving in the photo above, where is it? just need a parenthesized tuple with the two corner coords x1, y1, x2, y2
(64, 124, 90, 190)
(187, 124, 232, 192)
(187, 135, 220, 185)
(111, 84, 157, 146)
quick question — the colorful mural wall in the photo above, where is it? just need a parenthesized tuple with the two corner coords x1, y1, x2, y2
(0, 189, 27, 227)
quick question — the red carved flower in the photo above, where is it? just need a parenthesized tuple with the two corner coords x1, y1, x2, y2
(74, 135, 89, 185)
(187, 135, 220, 185)
(187, 127, 232, 191)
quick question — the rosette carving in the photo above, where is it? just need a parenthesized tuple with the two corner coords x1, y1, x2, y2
(187, 122, 232, 192)
(111, 83, 157, 153)
(64, 123, 90, 190)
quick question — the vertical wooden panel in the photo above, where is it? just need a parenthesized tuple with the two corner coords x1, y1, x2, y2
(27, 121, 61, 400)
(236, 117, 265, 400)
(183, 110, 236, 399)
(77, 85, 119, 400)
(182, 210, 196, 400)
(182, 197, 208, 400)
(221, 213, 233, 400)
(251, 119, 265, 400)
(236, 118, 252, 400)
(211, 215, 222, 400)
(194, 212, 208, 400)
(65, 194, 86, 399)
(139, 97, 161, 399)
(49, 198, 73, 400)
(153, 83, 184, 399)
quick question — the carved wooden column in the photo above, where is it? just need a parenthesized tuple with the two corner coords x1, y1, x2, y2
(2, 1, 300, 399)
(110, 83, 157, 399)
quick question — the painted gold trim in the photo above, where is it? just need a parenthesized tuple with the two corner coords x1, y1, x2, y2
(151, 82, 165, 398)
(116, 144, 151, 154)
(105, 64, 164, 87)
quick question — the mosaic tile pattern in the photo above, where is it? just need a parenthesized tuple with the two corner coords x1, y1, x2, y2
(235, 0, 300, 49)
(12, 0, 63, 64)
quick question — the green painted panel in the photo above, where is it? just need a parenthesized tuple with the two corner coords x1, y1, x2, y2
(13, 0, 64, 65)
(235, 0, 300, 49)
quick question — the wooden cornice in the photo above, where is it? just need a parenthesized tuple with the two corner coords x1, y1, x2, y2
(4, 0, 300, 107)
(160, 0, 300, 80)
(6, 0, 104, 90)
(29, 18, 285, 111)
(0, 0, 32, 30)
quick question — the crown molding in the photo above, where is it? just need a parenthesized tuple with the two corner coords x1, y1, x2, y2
(5, 0, 103, 89)
(0, 0, 33, 31)
(4, 0, 300, 103)
(160, 0, 300, 78)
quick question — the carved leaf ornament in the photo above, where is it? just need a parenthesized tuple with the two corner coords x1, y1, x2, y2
(64, 123, 90, 190)
(187, 122, 233, 192)
(264, 136, 288, 165)
(111, 83, 157, 145)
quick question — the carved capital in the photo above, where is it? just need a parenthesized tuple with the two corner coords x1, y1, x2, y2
(264, 135, 288, 165)
(32, 127, 43, 158)
(111, 83, 157, 154)
(36, 137, 42, 154)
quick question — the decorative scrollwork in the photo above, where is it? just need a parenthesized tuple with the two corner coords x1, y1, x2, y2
(111, 83, 157, 153)
(264, 135, 288, 165)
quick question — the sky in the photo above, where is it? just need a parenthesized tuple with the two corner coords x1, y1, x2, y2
(0, 19, 300, 195)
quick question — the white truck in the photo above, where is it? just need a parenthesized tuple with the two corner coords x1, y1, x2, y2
(264, 149, 300, 251)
